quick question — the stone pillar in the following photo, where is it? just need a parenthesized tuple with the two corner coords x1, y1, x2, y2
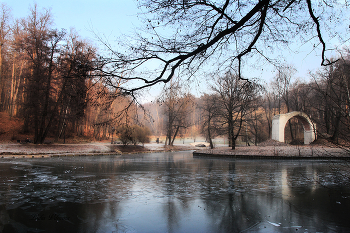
(304, 129, 316, 144)
(272, 114, 285, 142)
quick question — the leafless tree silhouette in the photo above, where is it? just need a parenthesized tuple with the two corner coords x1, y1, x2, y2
(99, 0, 345, 94)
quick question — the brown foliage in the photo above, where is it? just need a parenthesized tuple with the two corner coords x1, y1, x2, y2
(0, 112, 23, 141)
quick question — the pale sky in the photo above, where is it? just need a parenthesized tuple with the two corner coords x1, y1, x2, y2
(2, 0, 349, 102)
(2, 0, 139, 41)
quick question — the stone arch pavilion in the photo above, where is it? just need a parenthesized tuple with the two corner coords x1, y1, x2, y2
(271, 111, 316, 144)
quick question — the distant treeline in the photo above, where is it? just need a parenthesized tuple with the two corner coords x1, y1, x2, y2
(0, 4, 138, 143)
(142, 59, 350, 147)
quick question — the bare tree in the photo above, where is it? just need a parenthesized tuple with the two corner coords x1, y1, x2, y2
(13, 5, 98, 143)
(99, 0, 343, 94)
(158, 79, 194, 146)
(199, 93, 221, 149)
(56, 29, 97, 139)
(212, 72, 261, 149)
(246, 97, 269, 145)
(261, 88, 275, 139)
(18, 5, 55, 142)
(311, 55, 350, 144)
(273, 65, 297, 140)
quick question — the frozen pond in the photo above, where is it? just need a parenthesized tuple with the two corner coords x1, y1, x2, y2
(1, 152, 350, 232)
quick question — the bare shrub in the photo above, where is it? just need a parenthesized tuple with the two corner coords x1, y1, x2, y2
(117, 125, 151, 146)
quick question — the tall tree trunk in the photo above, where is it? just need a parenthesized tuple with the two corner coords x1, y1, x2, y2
(331, 110, 341, 143)
(166, 127, 172, 146)
(265, 106, 271, 139)
(38, 43, 57, 143)
(231, 136, 236, 150)
(171, 125, 180, 146)
(40, 79, 68, 143)
(229, 121, 234, 149)
(324, 106, 330, 134)
(12, 61, 24, 117)
(207, 121, 213, 149)
(10, 54, 16, 117)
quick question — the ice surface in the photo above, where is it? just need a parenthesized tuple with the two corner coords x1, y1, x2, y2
(0, 152, 350, 232)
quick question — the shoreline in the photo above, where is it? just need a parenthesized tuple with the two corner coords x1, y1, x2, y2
(0, 142, 196, 158)
(0, 142, 349, 160)
(193, 145, 350, 160)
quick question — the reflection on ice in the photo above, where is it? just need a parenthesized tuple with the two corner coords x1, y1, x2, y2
(267, 221, 281, 227)
(0, 152, 350, 232)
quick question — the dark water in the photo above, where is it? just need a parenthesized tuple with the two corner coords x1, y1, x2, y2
(0, 152, 350, 233)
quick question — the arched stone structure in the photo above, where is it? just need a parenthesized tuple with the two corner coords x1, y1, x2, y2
(271, 111, 316, 144)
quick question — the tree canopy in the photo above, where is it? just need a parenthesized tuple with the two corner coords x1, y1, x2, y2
(100, 0, 347, 94)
